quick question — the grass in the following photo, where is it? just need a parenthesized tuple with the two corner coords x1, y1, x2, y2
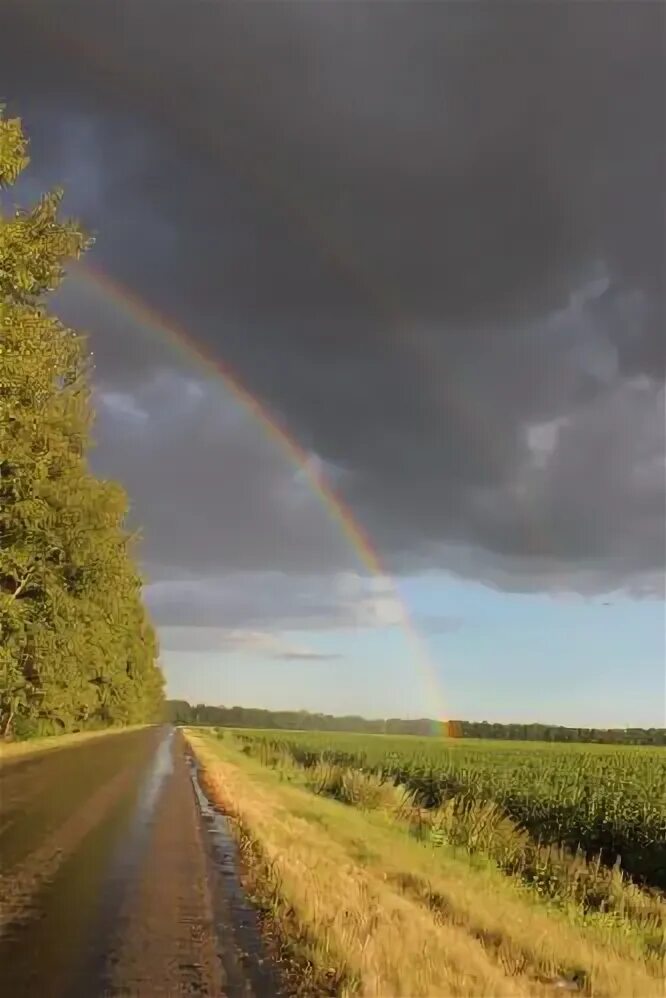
(187, 728, 665, 997)
(0, 724, 151, 763)
(230, 728, 666, 888)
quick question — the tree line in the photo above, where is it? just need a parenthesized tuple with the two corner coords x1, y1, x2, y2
(165, 701, 666, 746)
(0, 109, 164, 739)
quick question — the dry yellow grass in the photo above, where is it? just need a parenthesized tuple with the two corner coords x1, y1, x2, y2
(187, 730, 665, 998)
(0, 724, 151, 763)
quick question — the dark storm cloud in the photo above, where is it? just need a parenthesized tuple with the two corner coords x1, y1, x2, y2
(90, 371, 355, 577)
(1, 1, 664, 598)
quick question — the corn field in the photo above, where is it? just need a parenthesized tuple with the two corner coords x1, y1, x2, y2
(229, 728, 666, 889)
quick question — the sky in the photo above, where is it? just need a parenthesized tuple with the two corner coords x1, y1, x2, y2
(1, 2, 664, 726)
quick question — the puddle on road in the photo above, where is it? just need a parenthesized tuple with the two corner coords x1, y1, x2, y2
(188, 755, 283, 998)
(0, 727, 164, 998)
(70, 727, 176, 994)
(0, 726, 160, 873)
(1, 730, 282, 998)
(100, 728, 175, 901)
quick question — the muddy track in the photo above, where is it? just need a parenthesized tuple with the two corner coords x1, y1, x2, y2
(0, 727, 280, 997)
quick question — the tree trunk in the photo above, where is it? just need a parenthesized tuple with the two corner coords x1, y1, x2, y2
(2, 708, 15, 740)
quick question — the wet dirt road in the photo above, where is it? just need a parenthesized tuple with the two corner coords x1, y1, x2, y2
(0, 727, 280, 997)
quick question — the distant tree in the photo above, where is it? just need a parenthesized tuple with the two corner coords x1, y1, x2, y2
(163, 700, 666, 746)
(0, 108, 164, 738)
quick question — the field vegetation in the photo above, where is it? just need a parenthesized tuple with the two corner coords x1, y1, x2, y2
(187, 727, 665, 997)
(231, 728, 666, 890)
(167, 700, 666, 745)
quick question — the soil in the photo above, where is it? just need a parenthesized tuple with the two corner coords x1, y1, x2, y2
(0, 727, 279, 997)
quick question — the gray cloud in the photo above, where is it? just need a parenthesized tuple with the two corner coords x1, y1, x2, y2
(1, 1, 664, 604)
(158, 626, 344, 661)
(89, 370, 355, 578)
(145, 572, 403, 633)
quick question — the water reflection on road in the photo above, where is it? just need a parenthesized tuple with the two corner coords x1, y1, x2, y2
(0, 727, 278, 997)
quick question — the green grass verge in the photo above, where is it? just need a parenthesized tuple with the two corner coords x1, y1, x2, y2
(0, 724, 153, 762)
(188, 729, 664, 997)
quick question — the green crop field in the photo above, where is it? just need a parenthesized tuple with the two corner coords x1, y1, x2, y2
(228, 728, 666, 889)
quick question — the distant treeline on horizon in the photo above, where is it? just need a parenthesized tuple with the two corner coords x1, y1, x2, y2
(165, 701, 665, 746)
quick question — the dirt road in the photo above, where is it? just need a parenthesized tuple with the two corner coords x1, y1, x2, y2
(0, 727, 280, 997)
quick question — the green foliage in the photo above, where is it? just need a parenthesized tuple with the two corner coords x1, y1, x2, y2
(0, 108, 164, 738)
(166, 700, 666, 746)
(231, 729, 666, 890)
(305, 761, 402, 811)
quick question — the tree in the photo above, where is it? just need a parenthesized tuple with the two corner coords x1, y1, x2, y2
(0, 107, 164, 738)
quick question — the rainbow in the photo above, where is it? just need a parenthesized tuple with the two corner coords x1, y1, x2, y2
(73, 261, 449, 729)
(17, 6, 548, 731)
